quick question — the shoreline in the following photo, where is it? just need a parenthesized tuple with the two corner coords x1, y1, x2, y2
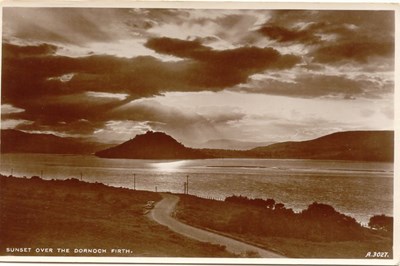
(0, 171, 391, 225)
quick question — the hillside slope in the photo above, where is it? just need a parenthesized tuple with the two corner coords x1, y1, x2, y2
(1, 129, 107, 154)
(251, 131, 394, 162)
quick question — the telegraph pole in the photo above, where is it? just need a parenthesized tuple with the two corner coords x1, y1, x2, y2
(186, 175, 189, 195)
(133, 173, 136, 190)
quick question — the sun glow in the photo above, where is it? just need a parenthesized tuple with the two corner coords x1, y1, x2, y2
(151, 160, 188, 172)
(86, 91, 129, 101)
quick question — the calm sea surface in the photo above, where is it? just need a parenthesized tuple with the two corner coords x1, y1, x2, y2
(0, 153, 393, 224)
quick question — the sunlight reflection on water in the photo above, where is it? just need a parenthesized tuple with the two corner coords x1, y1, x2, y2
(150, 160, 188, 172)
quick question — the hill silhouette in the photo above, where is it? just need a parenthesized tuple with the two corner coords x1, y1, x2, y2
(96, 130, 393, 162)
(251, 130, 394, 162)
(95, 131, 210, 159)
(201, 139, 273, 150)
(1, 129, 109, 154)
(3, 129, 393, 162)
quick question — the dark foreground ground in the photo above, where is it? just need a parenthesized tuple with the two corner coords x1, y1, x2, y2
(175, 195, 393, 258)
(0, 175, 233, 257)
(0, 175, 392, 259)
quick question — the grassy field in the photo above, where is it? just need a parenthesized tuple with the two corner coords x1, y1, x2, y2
(0, 175, 233, 257)
(175, 194, 392, 258)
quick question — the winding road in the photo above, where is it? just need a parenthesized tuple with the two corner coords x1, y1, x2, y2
(148, 193, 284, 258)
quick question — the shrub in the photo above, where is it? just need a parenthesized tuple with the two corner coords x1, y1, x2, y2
(369, 215, 393, 232)
(222, 197, 366, 241)
(299, 202, 364, 241)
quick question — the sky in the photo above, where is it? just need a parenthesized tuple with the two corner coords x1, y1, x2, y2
(1, 7, 395, 148)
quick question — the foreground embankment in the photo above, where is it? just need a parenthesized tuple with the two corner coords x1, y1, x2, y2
(175, 194, 393, 258)
(1, 174, 393, 259)
(0, 175, 233, 257)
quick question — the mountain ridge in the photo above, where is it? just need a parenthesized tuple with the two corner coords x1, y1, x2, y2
(95, 130, 394, 162)
(200, 139, 273, 150)
(250, 130, 394, 162)
(1, 129, 394, 162)
(1, 129, 110, 154)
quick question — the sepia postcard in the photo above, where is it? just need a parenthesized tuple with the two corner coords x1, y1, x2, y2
(0, 1, 398, 265)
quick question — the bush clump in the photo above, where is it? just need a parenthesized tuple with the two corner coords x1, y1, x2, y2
(223, 195, 366, 242)
(368, 214, 393, 233)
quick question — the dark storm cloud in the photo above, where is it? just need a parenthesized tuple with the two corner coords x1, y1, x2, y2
(260, 10, 394, 65)
(238, 74, 387, 99)
(1, 8, 395, 143)
(2, 43, 149, 134)
(2, 43, 193, 105)
(146, 37, 287, 68)
(3, 44, 136, 101)
(2, 90, 130, 136)
(258, 25, 319, 44)
(2, 40, 299, 135)
(311, 41, 394, 64)
(146, 37, 209, 58)
(266, 10, 394, 39)
(145, 37, 300, 76)
(3, 40, 300, 104)
(3, 43, 58, 57)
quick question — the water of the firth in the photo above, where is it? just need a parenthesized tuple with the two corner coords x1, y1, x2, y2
(1, 153, 393, 225)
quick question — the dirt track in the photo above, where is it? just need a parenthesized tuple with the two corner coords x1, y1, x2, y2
(148, 193, 285, 258)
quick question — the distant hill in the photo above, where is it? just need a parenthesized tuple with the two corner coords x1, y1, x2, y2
(3, 129, 393, 162)
(251, 131, 394, 162)
(201, 139, 273, 150)
(96, 130, 393, 162)
(1, 129, 108, 154)
(95, 131, 211, 159)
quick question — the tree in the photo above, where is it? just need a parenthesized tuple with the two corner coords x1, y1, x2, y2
(368, 215, 393, 232)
